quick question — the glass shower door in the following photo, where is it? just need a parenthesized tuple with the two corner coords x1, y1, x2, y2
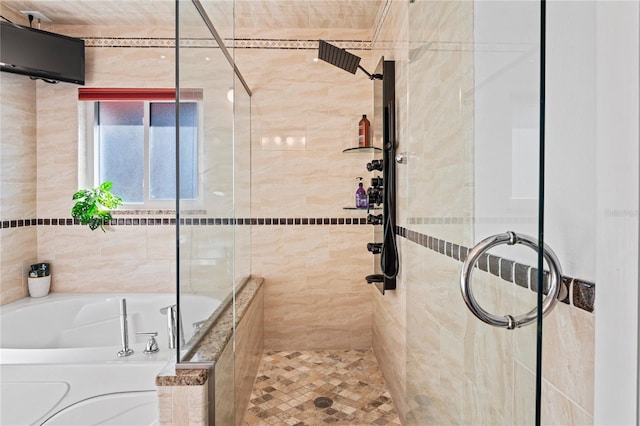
(406, 1, 551, 424)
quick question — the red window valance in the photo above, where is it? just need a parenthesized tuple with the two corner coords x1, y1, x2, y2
(78, 88, 203, 101)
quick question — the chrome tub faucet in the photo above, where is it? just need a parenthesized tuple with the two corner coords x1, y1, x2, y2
(160, 304, 184, 349)
(117, 298, 134, 357)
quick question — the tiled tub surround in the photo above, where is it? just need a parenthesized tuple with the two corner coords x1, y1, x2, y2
(396, 225, 595, 313)
(0, 20, 246, 303)
(157, 277, 264, 426)
(0, 216, 372, 307)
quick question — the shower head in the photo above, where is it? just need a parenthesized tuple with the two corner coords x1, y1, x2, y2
(318, 40, 361, 74)
(317, 40, 382, 80)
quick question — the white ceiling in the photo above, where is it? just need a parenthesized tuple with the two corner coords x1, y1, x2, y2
(1, 0, 384, 35)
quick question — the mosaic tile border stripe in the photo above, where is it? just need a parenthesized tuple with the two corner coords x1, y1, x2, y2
(0, 217, 371, 229)
(83, 37, 371, 50)
(396, 225, 595, 314)
(232, 38, 371, 50)
(83, 37, 522, 53)
(406, 216, 537, 225)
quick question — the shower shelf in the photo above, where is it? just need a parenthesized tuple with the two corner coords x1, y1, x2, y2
(342, 146, 381, 153)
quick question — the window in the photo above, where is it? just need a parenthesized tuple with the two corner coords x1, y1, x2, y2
(80, 88, 202, 207)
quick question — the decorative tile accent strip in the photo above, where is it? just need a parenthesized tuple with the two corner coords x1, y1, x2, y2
(232, 38, 371, 50)
(1, 219, 37, 229)
(1, 217, 370, 228)
(406, 216, 537, 225)
(83, 37, 371, 51)
(572, 279, 595, 313)
(111, 209, 206, 215)
(397, 225, 595, 313)
(83, 37, 175, 48)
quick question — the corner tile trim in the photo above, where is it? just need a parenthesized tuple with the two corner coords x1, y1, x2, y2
(156, 367, 209, 387)
(396, 226, 595, 313)
(1, 217, 371, 228)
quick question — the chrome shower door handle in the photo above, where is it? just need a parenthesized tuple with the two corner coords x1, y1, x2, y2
(460, 231, 563, 329)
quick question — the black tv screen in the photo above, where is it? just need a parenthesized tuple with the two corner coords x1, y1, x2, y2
(0, 21, 85, 85)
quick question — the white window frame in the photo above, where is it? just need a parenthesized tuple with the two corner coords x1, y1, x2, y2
(82, 99, 204, 210)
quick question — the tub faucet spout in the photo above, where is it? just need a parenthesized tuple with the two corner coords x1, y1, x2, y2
(160, 304, 185, 350)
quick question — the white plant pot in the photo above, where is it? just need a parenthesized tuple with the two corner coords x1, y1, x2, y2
(28, 276, 51, 298)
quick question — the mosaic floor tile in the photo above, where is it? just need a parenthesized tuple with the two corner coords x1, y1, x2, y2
(242, 349, 401, 426)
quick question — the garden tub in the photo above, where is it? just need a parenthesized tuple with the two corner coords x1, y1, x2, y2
(0, 293, 220, 425)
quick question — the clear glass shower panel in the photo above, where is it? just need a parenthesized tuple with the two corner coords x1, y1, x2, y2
(233, 73, 252, 285)
(406, 1, 542, 424)
(177, 0, 236, 362)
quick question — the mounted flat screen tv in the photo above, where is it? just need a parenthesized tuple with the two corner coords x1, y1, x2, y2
(0, 21, 85, 85)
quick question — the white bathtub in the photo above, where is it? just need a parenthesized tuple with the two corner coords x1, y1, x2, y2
(0, 293, 220, 425)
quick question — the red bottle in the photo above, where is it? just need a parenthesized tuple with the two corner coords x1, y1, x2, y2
(358, 114, 371, 147)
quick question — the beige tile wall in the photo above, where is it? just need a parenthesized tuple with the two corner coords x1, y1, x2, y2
(252, 225, 373, 350)
(0, 11, 38, 306)
(236, 44, 378, 350)
(388, 1, 596, 425)
(32, 40, 177, 294)
(0, 71, 38, 305)
(233, 283, 264, 425)
(215, 339, 235, 425)
(0, 20, 239, 298)
(158, 379, 210, 426)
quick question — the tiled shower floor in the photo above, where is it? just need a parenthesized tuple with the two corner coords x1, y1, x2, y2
(242, 349, 401, 426)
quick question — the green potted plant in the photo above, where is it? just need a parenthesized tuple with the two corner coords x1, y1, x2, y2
(71, 181, 123, 232)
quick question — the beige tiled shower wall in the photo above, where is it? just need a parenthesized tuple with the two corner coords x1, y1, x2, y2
(374, 1, 595, 425)
(235, 36, 377, 350)
(214, 284, 264, 426)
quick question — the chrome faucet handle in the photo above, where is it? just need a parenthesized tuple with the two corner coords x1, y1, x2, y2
(136, 331, 159, 354)
(192, 320, 207, 331)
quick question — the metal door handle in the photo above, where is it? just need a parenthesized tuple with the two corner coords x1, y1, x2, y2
(460, 231, 562, 329)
